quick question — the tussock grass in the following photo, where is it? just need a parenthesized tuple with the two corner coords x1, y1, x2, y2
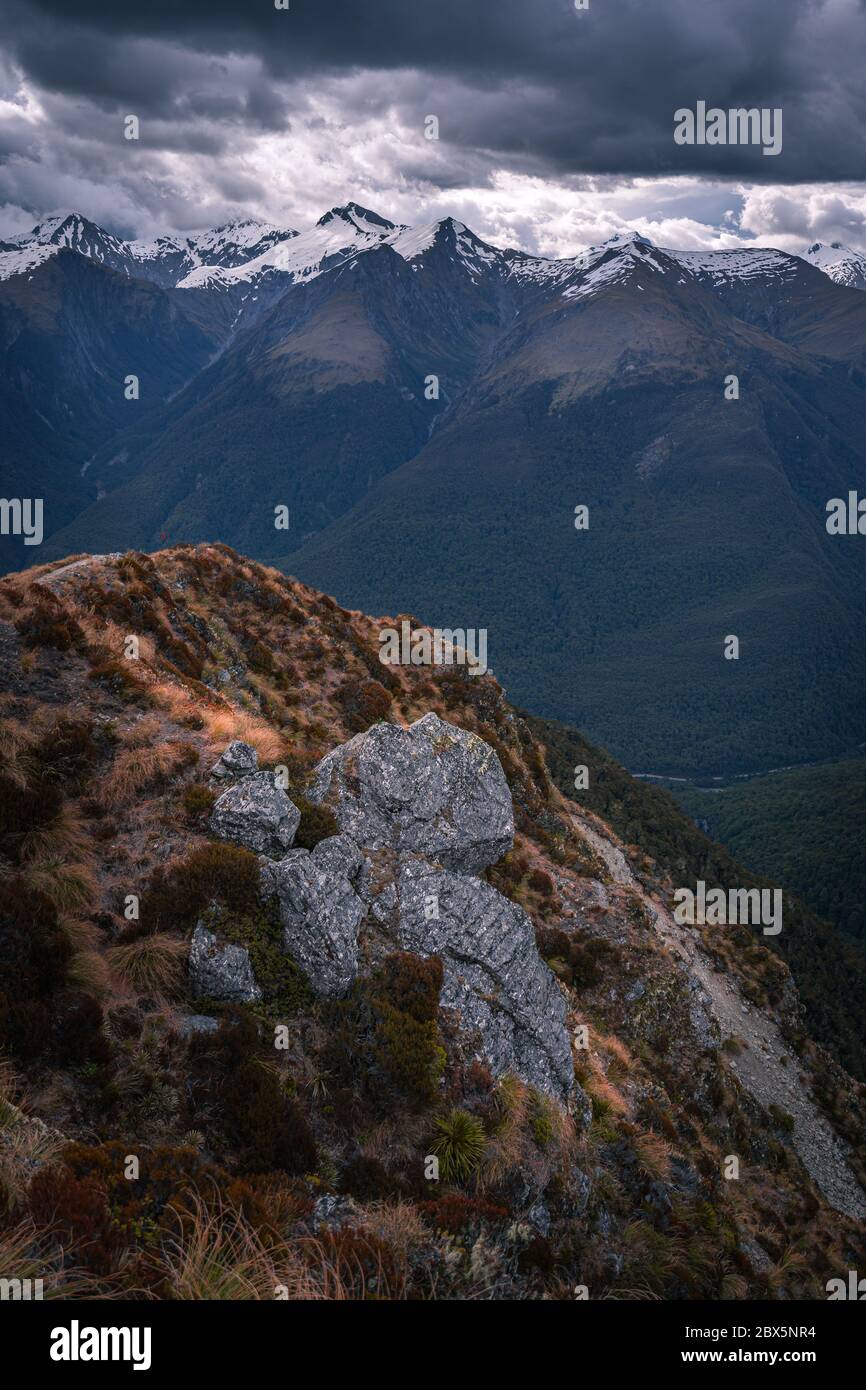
(118, 714, 164, 748)
(157, 1190, 393, 1301)
(67, 949, 112, 997)
(632, 1129, 674, 1181)
(110, 934, 188, 996)
(98, 741, 197, 810)
(0, 1219, 110, 1299)
(16, 803, 93, 866)
(17, 857, 98, 912)
(204, 708, 284, 764)
(0, 718, 35, 789)
(0, 1108, 64, 1213)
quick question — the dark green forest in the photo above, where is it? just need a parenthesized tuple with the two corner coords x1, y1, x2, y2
(668, 758, 866, 944)
(529, 712, 866, 1083)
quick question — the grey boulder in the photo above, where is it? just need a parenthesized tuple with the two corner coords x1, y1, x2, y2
(188, 922, 261, 1003)
(177, 1014, 220, 1038)
(262, 844, 365, 998)
(385, 856, 574, 1104)
(308, 711, 513, 874)
(209, 739, 259, 780)
(210, 772, 300, 858)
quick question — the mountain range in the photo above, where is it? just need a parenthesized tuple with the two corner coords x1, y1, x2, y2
(2, 206, 866, 774)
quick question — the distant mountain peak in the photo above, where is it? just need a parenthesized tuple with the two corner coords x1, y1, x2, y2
(803, 239, 866, 290)
(27, 211, 121, 248)
(600, 229, 656, 249)
(317, 203, 397, 233)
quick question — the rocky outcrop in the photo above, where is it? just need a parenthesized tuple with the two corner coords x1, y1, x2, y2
(209, 739, 258, 780)
(202, 722, 575, 1104)
(260, 839, 365, 999)
(210, 772, 300, 857)
(307, 712, 513, 874)
(386, 856, 574, 1103)
(188, 922, 261, 1003)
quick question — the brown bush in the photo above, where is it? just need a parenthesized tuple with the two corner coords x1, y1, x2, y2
(140, 843, 261, 936)
(338, 677, 393, 733)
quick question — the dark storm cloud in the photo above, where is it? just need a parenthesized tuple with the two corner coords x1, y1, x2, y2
(5, 0, 866, 180)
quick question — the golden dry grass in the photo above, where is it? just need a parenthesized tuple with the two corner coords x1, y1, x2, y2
(109, 934, 188, 996)
(118, 714, 164, 748)
(632, 1128, 674, 1181)
(98, 741, 196, 810)
(203, 707, 284, 764)
(0, 717, 35, 789)
(0, 1107, 65, 1213)
(13, 796, 92, 863)
(17, 856, 98, 912)
(158, 1190, 413, 1301)
(67, 949, 112, 997)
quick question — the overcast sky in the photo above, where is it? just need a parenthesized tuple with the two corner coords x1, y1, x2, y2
(1, 0, 865, 255)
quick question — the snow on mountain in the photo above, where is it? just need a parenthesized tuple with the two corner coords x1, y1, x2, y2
(668, 245, 799, 284)
(0, 242, 62, 281)
(176, 204, 400, 290)
(803, 241, 866, 291)
(128, 218, 299, 279)
(26, 212, 128, 264)
(389, 217, 504, 284)
(3, 206, 865, 302)
(0, 212, 300, 287)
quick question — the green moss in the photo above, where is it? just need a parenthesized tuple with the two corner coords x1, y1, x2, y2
(205, 902, 313, 1018)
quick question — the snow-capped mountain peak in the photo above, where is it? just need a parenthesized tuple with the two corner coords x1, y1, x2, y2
(803, 240, 866, 290)
(3, 206, 866, 305)
(317, 203, 399, 235)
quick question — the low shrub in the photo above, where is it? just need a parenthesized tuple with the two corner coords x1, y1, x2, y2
(418, 1193, 509, 1233)
(324, 953, 446, 1115)
(181, 783, 217, 820)
(338, 677, 393, 733)
(141, 843, 262, 935)
(222, 1061, 318, 1176)
(291, 796, 340, 851)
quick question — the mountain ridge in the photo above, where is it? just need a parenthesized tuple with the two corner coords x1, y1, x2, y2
(0, 542, 864, 1299)
(4, 204, 866, 773)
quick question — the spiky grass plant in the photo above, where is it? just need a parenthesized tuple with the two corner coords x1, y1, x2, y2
(432, 1108, 486, 1184)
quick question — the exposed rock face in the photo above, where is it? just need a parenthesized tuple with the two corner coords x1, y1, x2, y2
(203, 725, 574, 1104)
(307, 712, 513, 874)
(210, 772, 300, 857)
(178, 1014, 220, 1037)
(386, 856, 574, 1103)
(261, 845, 365, 999)
(209, 739, 258, 780)
(188, 922, 261, 1003)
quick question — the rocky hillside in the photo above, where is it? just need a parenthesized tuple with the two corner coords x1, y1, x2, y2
(0, 544, 864, 1299)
